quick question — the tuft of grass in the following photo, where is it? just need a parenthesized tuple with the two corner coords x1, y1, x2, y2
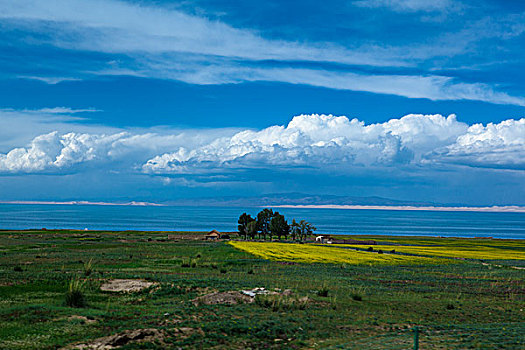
(13, 266, 23, 272)
(65, 278, 87, 308)
(247, 269, 254, 274)
(195, 252, 202, 258)
(317, 285, 329, 297)
(83, 258, 94, 276)
(190, 258, 198, 268)
(330, 296, 338, 310)
(181, 258, 191, 268)
(220, 267, 227, 274)
(349, 286, 366, 301)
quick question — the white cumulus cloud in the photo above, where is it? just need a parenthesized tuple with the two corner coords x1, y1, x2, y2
(142, 113, 508, 174)
(0, 131, 129, 172)
(1, 114, 523, 175)
(431, 118, 525, 168)
(0, 130, 237, 173)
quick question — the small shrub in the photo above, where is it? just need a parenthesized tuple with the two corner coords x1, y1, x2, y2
(13, 266, 23, 272)
(390, 249, 396, 253)
(83, 258, 94, 276)
(349, 286, 365, 301)
(66, 278, 86, 308)
(247, 269, 254, 274)
(211, 263, 218, 269)
(446, 303, 455, 310)
(195, 252, 202, 259)
(367, 247, 374, 252)
(317, 285, 329, 297)
(181, 258, 190, 268)
(220, 267, 227, 274)
(190, 259, 198, 268)
(378, 250, 383, 254)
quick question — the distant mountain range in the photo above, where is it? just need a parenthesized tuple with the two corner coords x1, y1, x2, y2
(165, 193, 435, 207)
(3, 195, 523, 212)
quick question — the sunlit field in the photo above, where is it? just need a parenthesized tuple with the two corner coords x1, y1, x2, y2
(1, 231, 524, 349)
(229, 241, 448, 265)
(332, 236, 525, 261)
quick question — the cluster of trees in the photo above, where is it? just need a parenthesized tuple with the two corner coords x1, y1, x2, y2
(237, 208, 316, 241)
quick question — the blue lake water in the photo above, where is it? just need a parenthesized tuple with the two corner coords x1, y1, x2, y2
(0, 204, 524, 238)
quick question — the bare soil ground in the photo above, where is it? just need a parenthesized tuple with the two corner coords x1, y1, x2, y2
(99, 279, 156, 293)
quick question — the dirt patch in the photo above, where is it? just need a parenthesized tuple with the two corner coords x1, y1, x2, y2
(192, 291, 254, 306)
(184, 285, 217, 295)
(67, 315, 97, 324)
(100, 279, 156, 293)
(481, 262, 525, 270)
(64, 328, 165, 349)
(240, 287, 293, 297)
(172, 327, 204, 339)
(193, 288, 296, 306)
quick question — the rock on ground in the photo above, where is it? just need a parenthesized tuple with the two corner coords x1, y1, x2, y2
(100, 279, 156, 293)
(64, 328, 165, 349)
(192, 291, 254, 306)
(67, 315, 97, 324)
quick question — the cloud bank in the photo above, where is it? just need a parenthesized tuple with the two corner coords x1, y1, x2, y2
(1, 114, 523, 175)
(1, 0, 525, 105)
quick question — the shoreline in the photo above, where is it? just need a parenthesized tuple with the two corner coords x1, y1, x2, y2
(0, 200, 164, 207)
(1, 201, 524, 213)
(272, 204, 525, 213)
(1, 229, 523, 240)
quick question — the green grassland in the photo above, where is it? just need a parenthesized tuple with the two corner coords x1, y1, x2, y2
(0, 230, 524, 349)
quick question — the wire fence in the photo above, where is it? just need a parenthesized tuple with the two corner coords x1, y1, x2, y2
(323, 323, 525, 349)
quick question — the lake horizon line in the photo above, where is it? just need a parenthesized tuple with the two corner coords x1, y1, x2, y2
(1, 200, 525, 214)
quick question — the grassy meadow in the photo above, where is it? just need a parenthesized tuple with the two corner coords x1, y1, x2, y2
(0, 230, 524, 349)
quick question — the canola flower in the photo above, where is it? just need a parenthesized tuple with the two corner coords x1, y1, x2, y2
(332, 242, 525, 260)
(229, 241, 446, 265)
(351, 236, 525, 249)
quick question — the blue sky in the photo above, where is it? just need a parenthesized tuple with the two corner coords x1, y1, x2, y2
(0, 0, 524, 205)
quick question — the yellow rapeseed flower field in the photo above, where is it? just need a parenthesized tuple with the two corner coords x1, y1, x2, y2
(229, 241, 447, 265)
(351, 236, 525, 249)
(332, 243, 525, 260)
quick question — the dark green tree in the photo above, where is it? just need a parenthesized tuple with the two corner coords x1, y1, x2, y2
(256, 208, 274, 240)
(299, 220, 316, 241)
(246, 221, 258, 240)
(237, 213, 255, 239)
(270, 212, 290, 240)
(290, 219, 300, 241)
